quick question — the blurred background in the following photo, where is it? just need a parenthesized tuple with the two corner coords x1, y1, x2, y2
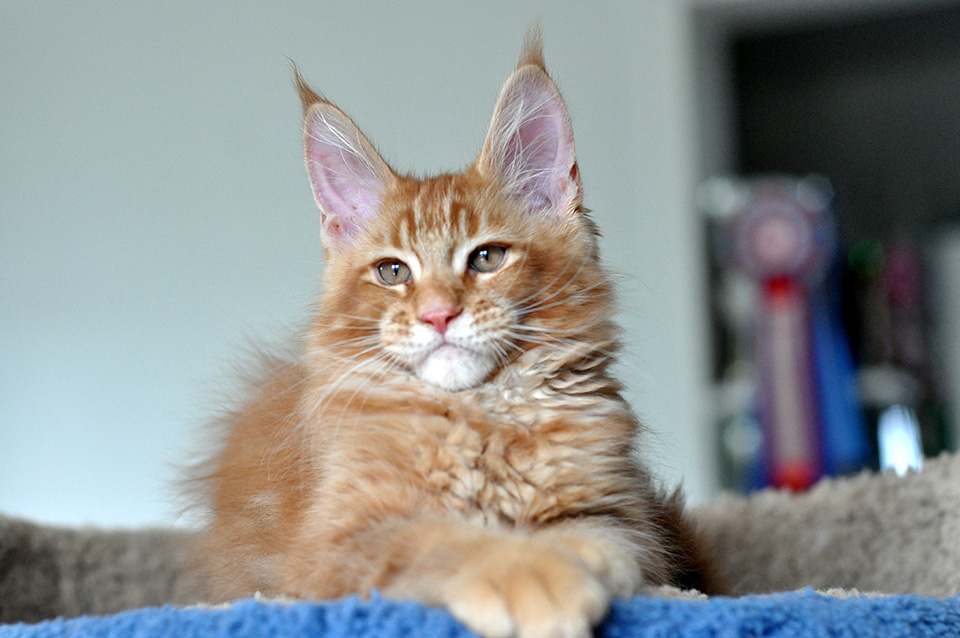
(2, 0, 959, 526)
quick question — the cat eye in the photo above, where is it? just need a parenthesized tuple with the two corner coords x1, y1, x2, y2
(468, 245, 507, 273)
(375, 259, 412, 285)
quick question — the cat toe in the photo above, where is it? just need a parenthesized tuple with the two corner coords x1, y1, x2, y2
(508, 568, 608, 638)
(446, 579, 516, 638)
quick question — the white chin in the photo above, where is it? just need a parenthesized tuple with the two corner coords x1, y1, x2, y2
(415, 344, 495, 392)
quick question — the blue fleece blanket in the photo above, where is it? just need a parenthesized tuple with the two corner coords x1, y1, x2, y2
(2, 591, 958, 638)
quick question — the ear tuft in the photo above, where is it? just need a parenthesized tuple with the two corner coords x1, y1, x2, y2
(292, 63, 325, 117)
(517, 25, 546, 72)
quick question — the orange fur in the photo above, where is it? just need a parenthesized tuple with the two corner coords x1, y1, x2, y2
(191, 37, 715, 638)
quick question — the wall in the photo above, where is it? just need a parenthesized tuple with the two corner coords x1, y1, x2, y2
(0, 1, 712, 526)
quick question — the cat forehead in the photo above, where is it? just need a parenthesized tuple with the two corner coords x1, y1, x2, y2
(371, 174, 519, 251)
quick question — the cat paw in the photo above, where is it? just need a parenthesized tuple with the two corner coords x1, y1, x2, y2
(441, 542, 610, 638)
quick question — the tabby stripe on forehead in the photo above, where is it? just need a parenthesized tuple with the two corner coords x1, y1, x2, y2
(465, 202, 479, 237)
(406, 187, 428, 245)
(449, 201, 466, 236)
(390, 211, 412, 249)
(399, 207, 416, 248)
(442, 183, 456, 235)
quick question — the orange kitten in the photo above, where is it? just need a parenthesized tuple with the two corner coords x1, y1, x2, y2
(192, 33, 714, 638)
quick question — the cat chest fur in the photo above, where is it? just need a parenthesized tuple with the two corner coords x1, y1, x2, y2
(326, 387, 633, 530)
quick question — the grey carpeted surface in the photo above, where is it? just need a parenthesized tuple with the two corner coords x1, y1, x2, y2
(697, 452, 960, 597)
(0, 516, 197, 623)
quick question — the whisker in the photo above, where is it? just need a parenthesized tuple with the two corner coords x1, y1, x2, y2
(318, 312, 383, 324)
(514, 280, 608, 315)
(499, 246, 531, 299)
(300, 350, 391, 429)
(330, 352, 397, 440)
(502, 329, 620, 358)
(511, 253, 588, 308)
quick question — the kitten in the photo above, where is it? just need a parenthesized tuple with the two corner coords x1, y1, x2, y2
(192, 33, 714, 638)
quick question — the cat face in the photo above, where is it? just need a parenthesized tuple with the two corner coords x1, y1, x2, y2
(300, 48, 605, 392)
(367, 185, 525, 392)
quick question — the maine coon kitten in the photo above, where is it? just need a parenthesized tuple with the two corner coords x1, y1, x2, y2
(192, 35, 714, 638)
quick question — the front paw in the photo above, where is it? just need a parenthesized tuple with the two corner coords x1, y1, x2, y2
(440, 540, 610, 638)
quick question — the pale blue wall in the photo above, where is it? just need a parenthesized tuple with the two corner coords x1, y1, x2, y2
(0, 1, 712, 526)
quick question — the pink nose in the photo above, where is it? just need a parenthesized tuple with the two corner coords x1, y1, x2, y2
(420, 307, 461, 335)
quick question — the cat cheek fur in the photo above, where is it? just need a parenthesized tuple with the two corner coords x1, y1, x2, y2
(191, 31, 718, 638)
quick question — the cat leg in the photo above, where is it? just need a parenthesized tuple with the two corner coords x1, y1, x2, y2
(370, 518, 644, 638)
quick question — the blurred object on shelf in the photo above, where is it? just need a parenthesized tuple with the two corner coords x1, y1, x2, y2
(850, 236, 924, 476)
(702, 176, 870, 491)
(877, 404, 923, 477)
(849, 233, 952, 476)
(925, 228, 960, 457)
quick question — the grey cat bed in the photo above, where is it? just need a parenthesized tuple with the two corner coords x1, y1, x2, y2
(2, 452, 959, 624)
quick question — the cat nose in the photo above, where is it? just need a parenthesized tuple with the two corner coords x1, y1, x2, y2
(419, 307, 461, 335)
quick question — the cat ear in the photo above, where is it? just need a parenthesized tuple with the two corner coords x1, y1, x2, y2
(477, 38, 580, 216)
(296, 70, 394, 247)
